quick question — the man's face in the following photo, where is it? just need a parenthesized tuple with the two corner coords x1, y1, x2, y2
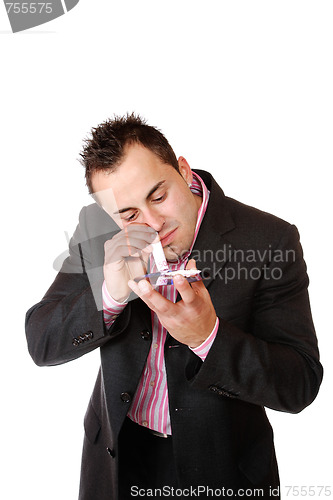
(91, 144, 201, 261)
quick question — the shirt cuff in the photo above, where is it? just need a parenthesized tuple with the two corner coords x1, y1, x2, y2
(189, 317, 219, 361)
(102, 280, 128, 327)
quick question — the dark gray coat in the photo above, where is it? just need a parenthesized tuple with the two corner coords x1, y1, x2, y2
(26, 170, 323, 499)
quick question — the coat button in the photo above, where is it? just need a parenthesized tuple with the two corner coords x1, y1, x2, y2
(140, 329, 151, 340)
(120, 392, 132, 403)
(106, 447, 115, 458)
(209, 385, 237, 398)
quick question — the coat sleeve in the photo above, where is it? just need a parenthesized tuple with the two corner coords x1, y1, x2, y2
(189, 224, 323, 413)
(25, 205, 130, 367)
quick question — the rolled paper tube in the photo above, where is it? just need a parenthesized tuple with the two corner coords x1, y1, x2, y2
(152, 240, 169, 272)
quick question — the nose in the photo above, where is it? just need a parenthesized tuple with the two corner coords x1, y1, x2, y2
(141, 209, 165, 233)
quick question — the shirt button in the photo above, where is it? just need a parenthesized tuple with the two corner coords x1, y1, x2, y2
(153, 343, 159, 349)
(150, 381, 155, 387)
(120, 392, 132, 403)
(142, 421, 148, 427)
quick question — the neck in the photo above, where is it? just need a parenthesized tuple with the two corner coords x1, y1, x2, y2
(193, 193, 203, 212)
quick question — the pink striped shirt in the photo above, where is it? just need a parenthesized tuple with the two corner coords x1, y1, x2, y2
(102, 172, 219, 435)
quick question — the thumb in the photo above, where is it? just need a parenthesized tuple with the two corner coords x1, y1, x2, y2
(185, 258, 205, 291)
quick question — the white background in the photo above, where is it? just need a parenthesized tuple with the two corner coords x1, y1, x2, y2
(0, 1, 332, 499)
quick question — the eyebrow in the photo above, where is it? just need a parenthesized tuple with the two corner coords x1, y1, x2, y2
(113, 180, 166, 215)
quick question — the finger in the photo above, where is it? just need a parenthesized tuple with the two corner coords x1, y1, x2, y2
(128, 279, 173, 315)
(128, 278, 150, 296)
(125, 236, 156, 255)
(124, 227, 156, 255)
(105, 244, 142, 261)
(125, 224, 157, 241)
(124, 226, 131, 255)
(127, 279, 154, 308)
(111, 226, 156, 247)
(105, 238, 155, 260)
(106, 233, 155, 249)
(186, 258, 197, 270)
(173, 274, 197, 304)
(185, 258, 205, 291)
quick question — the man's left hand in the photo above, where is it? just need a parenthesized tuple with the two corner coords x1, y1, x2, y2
(128, 259, 217, 348)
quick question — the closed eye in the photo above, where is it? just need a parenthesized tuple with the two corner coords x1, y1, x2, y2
(152, 193, 166, 203)
(123, 211, 138, 222)
(121, 191, 166, 222)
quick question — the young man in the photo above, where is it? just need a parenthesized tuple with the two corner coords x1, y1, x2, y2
(26, 114, 322, 499)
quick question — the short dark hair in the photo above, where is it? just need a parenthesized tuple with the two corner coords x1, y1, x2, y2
(80, 113, 179, 193)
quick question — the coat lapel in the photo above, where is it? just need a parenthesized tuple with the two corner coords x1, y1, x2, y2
(190, 170, 237, 288)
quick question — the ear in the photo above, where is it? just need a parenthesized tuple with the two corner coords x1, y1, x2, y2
(177, 156, 193, 186)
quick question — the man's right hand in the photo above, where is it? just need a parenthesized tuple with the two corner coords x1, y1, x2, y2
(103, 224, 157, 302)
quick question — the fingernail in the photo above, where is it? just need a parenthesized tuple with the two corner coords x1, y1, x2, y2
(138, 280, 150, 293)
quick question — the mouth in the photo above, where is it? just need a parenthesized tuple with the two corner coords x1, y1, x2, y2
(159, 228, 178, 247)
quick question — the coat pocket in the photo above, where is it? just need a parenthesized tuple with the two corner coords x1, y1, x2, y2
(84, 399, 101, 444)
(238, 431, 275, 485)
